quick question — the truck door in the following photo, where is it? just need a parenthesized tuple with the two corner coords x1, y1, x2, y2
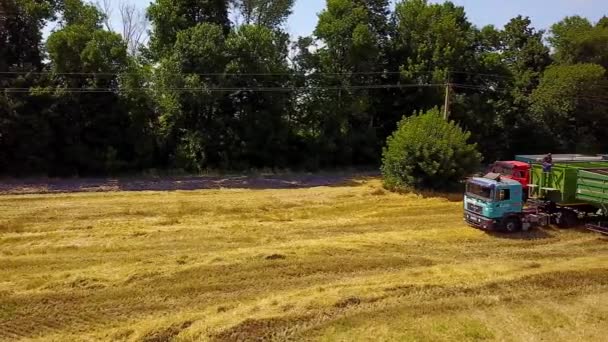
(494, 188, 522, 215)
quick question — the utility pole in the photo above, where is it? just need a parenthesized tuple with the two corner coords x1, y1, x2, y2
(443, 82, 451, 120)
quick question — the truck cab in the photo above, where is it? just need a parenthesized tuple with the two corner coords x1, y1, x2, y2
(488, 161, 530, 198)
(464, 174, 525, 231)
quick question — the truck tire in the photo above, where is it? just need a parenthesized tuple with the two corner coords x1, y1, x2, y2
(557, 209, 578, 229)
(503, 217, 522, 233)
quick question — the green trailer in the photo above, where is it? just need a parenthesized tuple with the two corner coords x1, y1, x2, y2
(528, 162, 608, 203)
(577, 169, 608, 207)
(516, 154, 607, 164)
(528, 162, 608, 233)
(577, 169, 608, 234)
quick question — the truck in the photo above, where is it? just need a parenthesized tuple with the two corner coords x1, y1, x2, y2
(487, 154, 608, 201)
(464, 162, 608, 235)
(487, 160, 531, 199)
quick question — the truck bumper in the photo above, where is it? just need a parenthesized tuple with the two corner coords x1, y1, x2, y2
(464, 211, 496, 230)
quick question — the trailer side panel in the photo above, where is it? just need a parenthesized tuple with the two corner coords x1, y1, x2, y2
(577, 169, 608, 208)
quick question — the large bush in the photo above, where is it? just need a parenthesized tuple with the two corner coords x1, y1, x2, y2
(381, 108, 482, 191)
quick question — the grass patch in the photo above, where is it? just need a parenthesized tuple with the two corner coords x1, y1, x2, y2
(0, 219, 26, 233)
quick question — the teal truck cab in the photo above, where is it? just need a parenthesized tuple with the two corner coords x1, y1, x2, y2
(464, 173, 550, 232)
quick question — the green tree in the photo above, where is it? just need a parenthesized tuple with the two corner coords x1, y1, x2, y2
(391, 0, 477, 139)
(153, 23, 229, 170)
(223, 25, 292, 168)
(381, 107, 481, 191)
(152, 21, 292, 171)
(0, 0, 58, 174)
(118, 60, 160, 170)
(445, 16, 551, 161)
(549, 16, 608, 68)
(391, 0, 512, 160)
(496, 16, 550, 157)
(394, 0, 473, 85)
(0, 0, 56, 71)
(231, 0, 294, 28)
(5, 0, 608, 176)
(501, 16, 550, 97)
(531, 63, 608, 153)
(305, 0, 390, 166)
(147, 0, 231, 60)
(45, 0, 133, 175)
(446, 24, 509, 159)
(62, 0, 102, 27)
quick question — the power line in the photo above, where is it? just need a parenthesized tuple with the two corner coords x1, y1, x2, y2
(0, 83, 446, 93)
(450, 71, 517, 80)
(0, 70, 414, 76)
(0, 70, 511, 78)
(9, 70, 608, 91)
(452, 84, 608, 107)
(453, 83, 608, 96)
(4, 82, 608, 108)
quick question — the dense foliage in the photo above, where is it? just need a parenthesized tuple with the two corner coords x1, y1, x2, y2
(381, 108, 481, 190)
(1, 0, 607, 176)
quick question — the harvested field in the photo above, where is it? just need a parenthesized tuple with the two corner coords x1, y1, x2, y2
(0, 177, 607, 341)
(0, 173, 377, 195)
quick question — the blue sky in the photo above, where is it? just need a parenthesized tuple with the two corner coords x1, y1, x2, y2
(116, 0, 607, 37)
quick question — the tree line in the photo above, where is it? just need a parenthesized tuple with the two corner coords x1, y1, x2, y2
(1, 0, 607, 176)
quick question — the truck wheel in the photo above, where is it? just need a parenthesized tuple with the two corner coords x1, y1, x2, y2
(503, 217, 522, 233)
(557, 210, 578, 228)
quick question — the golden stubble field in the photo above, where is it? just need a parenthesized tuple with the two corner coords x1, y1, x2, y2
(0, 177, 607, 341)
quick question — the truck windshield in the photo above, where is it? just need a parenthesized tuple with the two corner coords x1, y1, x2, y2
(466, 182, 493, 200)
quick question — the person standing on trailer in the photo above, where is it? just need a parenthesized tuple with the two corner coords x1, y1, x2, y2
(542, 153, 553, 172)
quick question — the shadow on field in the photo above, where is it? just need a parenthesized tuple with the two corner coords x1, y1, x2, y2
(0, 172, 380, 195)
(388, 183, 465, 203)
(384, 186, 464, 203)
(416, 191, 463, 203)
(486, 228, 555, 240)
(572, 225, 608, 237)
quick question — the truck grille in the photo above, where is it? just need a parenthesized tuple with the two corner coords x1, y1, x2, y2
(467, 203, 483, 214)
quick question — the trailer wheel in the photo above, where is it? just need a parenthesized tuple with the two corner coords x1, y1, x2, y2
(557, 210, 578, 228)
(503, 217, 522, 233)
